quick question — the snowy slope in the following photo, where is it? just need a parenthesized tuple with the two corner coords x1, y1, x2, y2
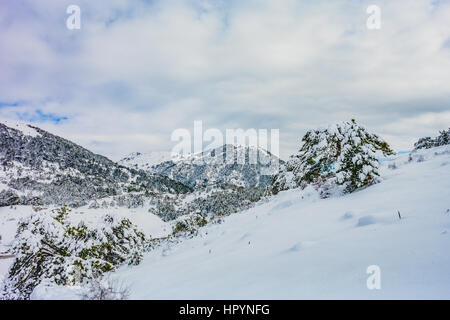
(2, 145, 449, 299)
(118, 151, 175, 171)
(110, 145, 450, 299)
(0, 121, 191, 207)
(0, 206, 36, 285)
(0, 120, 41, 137)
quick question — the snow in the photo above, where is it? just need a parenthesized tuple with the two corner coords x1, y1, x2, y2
(119, 145, 278, 171)
(118, 151, 175, 169)
(66, 206, 171, 239)
(112, 146, 450, 299)
(0, 206, 35, 286)
(0, 259, 11, 286)
(0, 206, 171, 291)
(0, 120, 41, 137)
(0, 206, 35, 253)
(0, 183, 9, 193)
(30, 281, 81, 300)
(1, 146, 450, 299)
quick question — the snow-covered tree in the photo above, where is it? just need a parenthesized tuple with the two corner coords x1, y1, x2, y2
(0, 206, 147, 300)
(271, 163, 297, 194)
(273, 120, 394, 195)
(414, 128, 450, 150)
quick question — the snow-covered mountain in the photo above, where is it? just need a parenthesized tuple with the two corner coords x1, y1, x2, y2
(5, 143, 448, 299)
(122, 145, 450, 299)
(2, 119, 449, 299)
(118, 151, 175, 171)
(101, 144, 450, 299)
(0, 121, 191, 207)
(121, 145, 282, 189)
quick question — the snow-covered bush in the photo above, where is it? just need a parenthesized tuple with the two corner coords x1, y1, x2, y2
(414, 128, 450, 150)
(273, 120, 394, 195)
(149, 185, 268, 222)
(0, 190, 20, 207)
(272, 163, 297, 194)
(172, 214, 208, 237)
(0, 206, 147, 300)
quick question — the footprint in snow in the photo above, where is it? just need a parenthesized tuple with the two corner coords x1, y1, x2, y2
(340, 212, 354, 221)
(284, 242, 302, 253)
(356, 216, 377, 227)
(268, 200, 293, 215)
(239, 232, 251, 241)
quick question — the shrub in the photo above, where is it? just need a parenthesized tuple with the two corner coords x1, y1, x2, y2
(414, 128, 450, 150)
(172, 214, 208, 237)
(0, 206, 147, 300)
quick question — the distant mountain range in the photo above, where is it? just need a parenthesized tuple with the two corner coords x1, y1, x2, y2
(0, 121, 191, 207)
(119, 144, 282, 189)
(0, 121, 280, 214)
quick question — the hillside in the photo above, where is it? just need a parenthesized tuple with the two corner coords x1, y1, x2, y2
(0, 121, 191, 208)
(114, 145, 450, 299)
(8, 144, 448, 299)
(118, 151, 174, 171)
(142, 144, 281, 188)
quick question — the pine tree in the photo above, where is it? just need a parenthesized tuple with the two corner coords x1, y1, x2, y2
(273, 119, 394, 195)
(414, 128, 450, 150)
(0, 207, 147, 300)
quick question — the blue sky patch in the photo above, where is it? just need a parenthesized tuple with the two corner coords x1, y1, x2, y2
(0, 101, 23, 108)
(16, 109, 69, 124)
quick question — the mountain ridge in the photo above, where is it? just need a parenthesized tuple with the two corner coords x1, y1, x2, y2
(120, 144, 282, 189)
(0, 121, 192, 207)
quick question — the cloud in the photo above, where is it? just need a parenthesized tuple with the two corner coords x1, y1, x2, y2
(0, 0, 450, 160)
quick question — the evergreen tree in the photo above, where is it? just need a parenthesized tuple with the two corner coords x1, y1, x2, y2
(0, 206, 147, 300)
(273, 119, 394, 194)
(414, 128, 450, 150)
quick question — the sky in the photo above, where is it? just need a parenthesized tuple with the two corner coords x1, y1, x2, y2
(0, 0, 449, 160)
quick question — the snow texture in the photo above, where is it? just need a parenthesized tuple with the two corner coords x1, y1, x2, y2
(5, 145, 448, 299)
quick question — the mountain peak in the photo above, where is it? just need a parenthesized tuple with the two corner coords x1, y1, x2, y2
(0, 122, 191, 207)
(118, 151, 176, 170)
(119, 144, 281, 189)
(0, 120, 42, 138)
